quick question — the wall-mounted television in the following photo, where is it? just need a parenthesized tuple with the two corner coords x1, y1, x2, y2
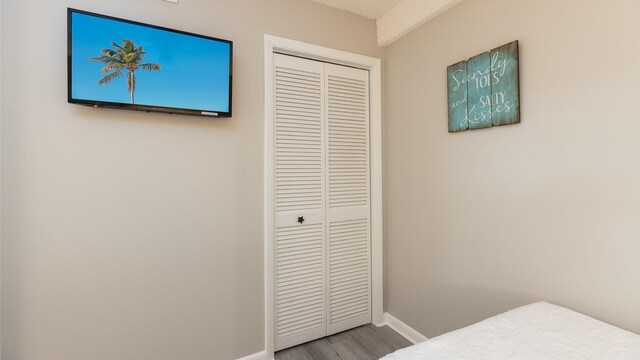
(68, 8, 232, 117)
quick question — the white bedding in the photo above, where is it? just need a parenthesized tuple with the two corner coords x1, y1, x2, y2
(382, 302, 640, 360)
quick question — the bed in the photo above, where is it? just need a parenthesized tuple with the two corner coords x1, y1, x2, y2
(382, 302, 640, 360)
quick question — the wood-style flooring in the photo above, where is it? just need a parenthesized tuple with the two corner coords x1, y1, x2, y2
(275, 324, 412, 360)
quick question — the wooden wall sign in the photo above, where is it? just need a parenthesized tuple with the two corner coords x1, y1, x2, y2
(448, 40, 520, 133)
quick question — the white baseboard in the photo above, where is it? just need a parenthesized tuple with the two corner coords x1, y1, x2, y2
(237, 350, 268, 360)
(379, 312, 428, 344)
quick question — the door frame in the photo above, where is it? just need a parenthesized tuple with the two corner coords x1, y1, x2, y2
(264, 34, 382, 359)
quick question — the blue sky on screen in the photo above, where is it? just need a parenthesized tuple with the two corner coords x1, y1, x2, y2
(71, 11, 231, 112)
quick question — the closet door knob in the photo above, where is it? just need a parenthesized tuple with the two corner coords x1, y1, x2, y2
(297, 216, 305, 224)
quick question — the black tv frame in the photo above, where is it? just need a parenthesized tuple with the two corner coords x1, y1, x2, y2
(67, 8, 233, 118)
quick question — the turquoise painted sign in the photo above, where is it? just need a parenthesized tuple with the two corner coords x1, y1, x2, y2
(447, 61, 468, 132)
(447, 40, 520, 133)
(467, 52, 492, 130)
(491, 41, 520, 126)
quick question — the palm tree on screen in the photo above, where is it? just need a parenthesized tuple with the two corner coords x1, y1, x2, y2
(90, 39, 161, 104)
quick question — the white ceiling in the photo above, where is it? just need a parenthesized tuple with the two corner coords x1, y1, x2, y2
(311, 0, 405, 19)
(311, 0, 465, 46)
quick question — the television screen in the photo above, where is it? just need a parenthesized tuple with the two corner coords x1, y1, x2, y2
(68, 8, 232, 117)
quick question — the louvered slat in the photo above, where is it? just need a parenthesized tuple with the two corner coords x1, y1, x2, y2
(327, 72, 369, 209)
(275, 222, 324, 345)
(276, 63, 323, 213)
(327, 218, 370, 327)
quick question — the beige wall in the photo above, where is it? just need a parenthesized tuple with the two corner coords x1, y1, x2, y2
(384, 0, 640, 338)
(0, 1, 380, 359)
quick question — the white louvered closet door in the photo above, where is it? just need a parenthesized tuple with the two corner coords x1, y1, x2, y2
(273, 54, 371, 350)
(274, 54, 326, 351)
(324, 63, 371, 336)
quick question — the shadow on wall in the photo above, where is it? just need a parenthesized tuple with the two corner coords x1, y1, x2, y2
(413, 281, 539, 337)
